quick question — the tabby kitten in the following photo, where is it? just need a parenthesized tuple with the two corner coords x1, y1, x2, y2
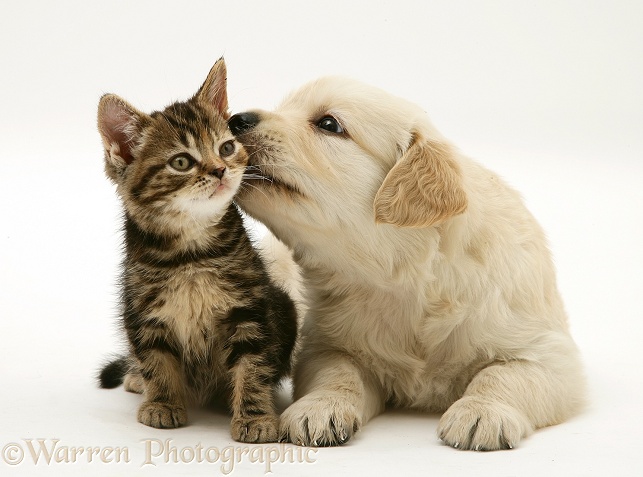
(96, 59, 297, 443)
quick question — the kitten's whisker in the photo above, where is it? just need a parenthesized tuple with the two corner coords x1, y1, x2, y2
(239, 182, 270, 200)
(242, 174, 273, 182)
(244, 162, 290, 174)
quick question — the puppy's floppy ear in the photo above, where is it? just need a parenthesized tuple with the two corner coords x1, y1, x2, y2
(374, 134, 467, 227)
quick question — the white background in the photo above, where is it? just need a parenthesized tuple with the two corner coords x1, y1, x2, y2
(1, 1, 642, 475)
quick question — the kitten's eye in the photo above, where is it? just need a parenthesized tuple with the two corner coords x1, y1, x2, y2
(168, 155, 196, 172)
(316, 116, 344, 134)
(219, 140, 236, 157)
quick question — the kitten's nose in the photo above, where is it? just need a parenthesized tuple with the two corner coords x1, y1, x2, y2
(229, 112, 260, 135)
(210, 167, 226, 179)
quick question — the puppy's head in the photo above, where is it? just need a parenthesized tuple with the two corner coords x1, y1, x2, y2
(232, 77, 467, 247)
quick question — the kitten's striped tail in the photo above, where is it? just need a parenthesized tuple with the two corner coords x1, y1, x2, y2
(98, 356, 128, 389)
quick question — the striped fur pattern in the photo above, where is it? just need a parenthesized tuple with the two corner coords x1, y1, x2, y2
(96, 59, 297, 443)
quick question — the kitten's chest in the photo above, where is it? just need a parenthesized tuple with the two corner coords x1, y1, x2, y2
(153, 265, 242, 354)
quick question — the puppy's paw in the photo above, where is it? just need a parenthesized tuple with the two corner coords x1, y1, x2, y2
(138, 402, 187, 429)
(231, 414, 279, 443)
(279, 394, 361, 447)
(437, 396, 531, 451)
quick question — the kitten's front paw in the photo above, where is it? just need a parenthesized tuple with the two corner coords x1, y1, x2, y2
(231, 415, 279, 443)
(279, 393, 361, 447)
(138, 402, 187, 429)
(437, 396, 531, 451)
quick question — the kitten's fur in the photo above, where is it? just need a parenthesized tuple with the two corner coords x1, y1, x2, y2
(96, 59, 297, 443)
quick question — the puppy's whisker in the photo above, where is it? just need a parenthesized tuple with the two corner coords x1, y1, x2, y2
(245, 145, 282, 160)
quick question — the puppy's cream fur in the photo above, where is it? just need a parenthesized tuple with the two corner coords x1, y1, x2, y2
(234, 77, 585, 450)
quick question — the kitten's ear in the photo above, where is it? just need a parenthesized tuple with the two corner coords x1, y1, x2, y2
(97, 94, 147, 180)
(196, 58, 229, 118)
(374, 133, 468, 228)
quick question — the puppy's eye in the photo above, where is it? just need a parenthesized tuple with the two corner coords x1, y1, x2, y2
(316, 116, 344, 134)
(219, 140, 236, 157)
(168, 154, 196, 172)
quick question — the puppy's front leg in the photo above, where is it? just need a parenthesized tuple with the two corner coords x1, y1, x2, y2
(280, 347, 384, 446)
(438, 345, 585, 451)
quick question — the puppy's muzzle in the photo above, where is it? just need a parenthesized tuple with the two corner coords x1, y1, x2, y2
(229, 112, 260, 135)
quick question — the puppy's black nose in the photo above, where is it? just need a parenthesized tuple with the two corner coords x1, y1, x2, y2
(229, 112, 260, 135)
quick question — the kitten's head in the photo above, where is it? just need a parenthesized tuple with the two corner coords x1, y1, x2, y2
(97, 59, 247, 233)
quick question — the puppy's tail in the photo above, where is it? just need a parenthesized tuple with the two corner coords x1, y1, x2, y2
(97, 356, 128, 389)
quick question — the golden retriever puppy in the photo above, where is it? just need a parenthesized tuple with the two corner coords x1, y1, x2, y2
(229, 77, 585, 451)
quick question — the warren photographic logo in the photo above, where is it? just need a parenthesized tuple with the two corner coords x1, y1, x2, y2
(2, 438, 318, 474)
